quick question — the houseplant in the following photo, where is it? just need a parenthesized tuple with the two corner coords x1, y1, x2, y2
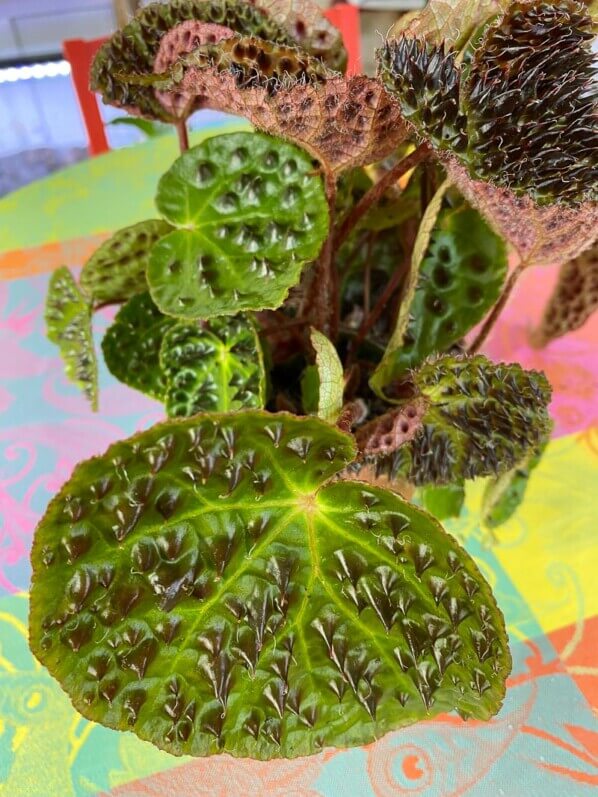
(29, 0, 596, 760)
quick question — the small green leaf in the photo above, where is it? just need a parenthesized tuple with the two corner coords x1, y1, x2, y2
(108, 117, 171, 138)
(420, 483, 465, 521)
(371, 180, 449, 396)
(159, 316, 266, 417)
(482, 436, 548, 529)
(148, 132, 328, 320)
(359, 354, 552, 485)
(102, 292, 176, 400)
(375, 204, 507, 385)
(30, 410, 510, 759)
(308, 328, 344, 423)
(45, 267, 98, 410)
(80, 221, 173, 307)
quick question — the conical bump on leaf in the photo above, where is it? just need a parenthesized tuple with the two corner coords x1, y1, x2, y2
(377, 37, 467, 152)
(465, 0, 598, 205)
(354, 355, 552, 486)
(532, 243, 598, 347)
(29, 411, 511, 758)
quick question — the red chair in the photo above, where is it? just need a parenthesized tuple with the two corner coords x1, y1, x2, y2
(64, 5, 362, 157)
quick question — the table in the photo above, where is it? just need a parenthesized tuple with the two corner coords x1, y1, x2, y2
(0, 129, 596, 796)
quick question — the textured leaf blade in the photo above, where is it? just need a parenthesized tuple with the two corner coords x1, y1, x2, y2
(80, 220, 172, 307)
(160, 316, 266, 417)
(375, 204, 507, 388)
(148, 132, 329, 319)
(308, 328, 344, 423)
(531, 244, 598, 347)
(30, 410, 510, 759)
(358, 355, 552, 485)
(102, 292, 176, 400)
(390, 0, 507, 50)
(45, 267, 98, 410)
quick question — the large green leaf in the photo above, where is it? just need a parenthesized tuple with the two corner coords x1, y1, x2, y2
(30, 410, 510, 759)
(80, 220, 172, 307)
(45, 267, 98, 410)
(102, 292, 176, 400)
(375, 205, 507, 386)
(159, 316, 266, 417)
(357, 354, 552, 485)
(148, 132, 328, 320)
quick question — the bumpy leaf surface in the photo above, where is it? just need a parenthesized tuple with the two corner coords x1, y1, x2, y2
(390, 0, 507, 50)
(358, 355, 552, 485)
(380, 0, 598, 206)
(148, 132, 328, 319)
(45, 267, 98, 410)
(532, 244, 598, 347)
(80, 220, 172, 306)
(308, 328, 344, 423)
(160, 316, 265, 416)
(30, 411, 510, 759)
(102, 293, 176, 400)
(376, 205, 507, 386)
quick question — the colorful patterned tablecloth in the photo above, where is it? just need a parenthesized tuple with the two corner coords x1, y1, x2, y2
(0, 131, 597, 796)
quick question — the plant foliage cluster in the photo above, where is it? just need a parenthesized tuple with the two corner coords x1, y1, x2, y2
(31, 0, 597, 761)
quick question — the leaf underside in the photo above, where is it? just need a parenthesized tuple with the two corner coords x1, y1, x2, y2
(102, 292, 176, 400)
(45, 267, 98, 410)
(148, 132, 329, 320)
(30, 411, 510, 760)
(80, 220, 173, 307)
(308, 328, 344, 423)
(90, 0, 346, 122)
(160, 315, 266, 416)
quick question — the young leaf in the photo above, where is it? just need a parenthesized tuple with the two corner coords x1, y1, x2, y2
(482, 437, 548, 529)
(159, 316, 266, 417)
(148, 132, 329, 320)
(357, 355, 552, 485)
(80, 220, 173, 307)
(45, 267, 98, 410)
(30, 410, 510, 759)
(370, 180, 449, 396)
(102, 292, 176, 400)
(531, 244, 598, 347)
(420, 483, 465, 521)
(374, 204, 507, 388)
(307, 328, 344, 423)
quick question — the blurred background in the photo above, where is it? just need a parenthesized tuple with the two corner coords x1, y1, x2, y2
(0, 0, 424, 195)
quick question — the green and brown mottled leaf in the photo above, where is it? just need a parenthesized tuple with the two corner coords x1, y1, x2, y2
(357, 354, 552, 485)
(159, 316, 266, 417)
(30, 410, 510, 759)
(373, 203, 507, 390)
(531, 244, 598, 347)
(45, 267, 98, 410)
(80, 220, 173, 307)
(102, 292, 176, 400)
(148, 132, 328, 320)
